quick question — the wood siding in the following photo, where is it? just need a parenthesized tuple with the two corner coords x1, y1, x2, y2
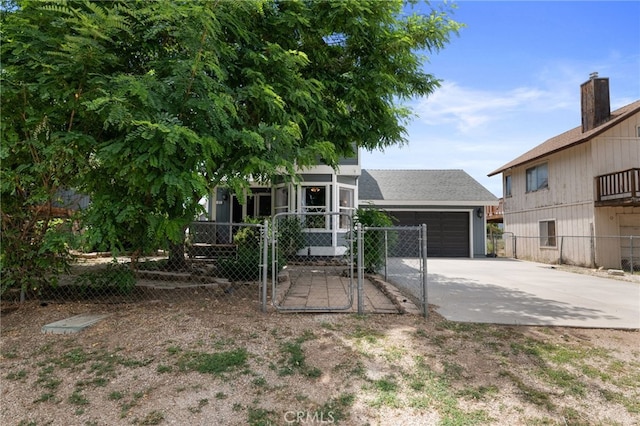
(591, 112, 640, 176)
(503, 112, 640, 267)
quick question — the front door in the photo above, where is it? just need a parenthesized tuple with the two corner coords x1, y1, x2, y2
(232, 192, 272, 222)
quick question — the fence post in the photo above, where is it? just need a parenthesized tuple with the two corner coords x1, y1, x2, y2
(261, 220, 269, 312)
(421, 224, 428, 318)
(590, 224, 596, 268)
(630, 235, 635, 274)
(384, 229, 389, 281)
(492, 233, 497, 257)
(357, 223, 364, 314)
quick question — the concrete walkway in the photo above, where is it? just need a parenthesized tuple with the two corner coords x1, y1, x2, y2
(277, 266, 400, 313)
(389, 258, 640, 329)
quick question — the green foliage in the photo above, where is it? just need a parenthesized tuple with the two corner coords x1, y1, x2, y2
(353, 207, 396, 273)
(2, 0, 461, 279)
(277, 216, 305, 260)
(1, 213, 73, 298)
(217, 245, 263, 282)
(72, 262, 136, 296)
(217, 220, 286, 281)
(217, 223, 263, 281)
(177, 348, 248, 375)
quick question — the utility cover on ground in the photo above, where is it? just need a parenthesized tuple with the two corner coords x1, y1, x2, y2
(41, 314, 109, 334)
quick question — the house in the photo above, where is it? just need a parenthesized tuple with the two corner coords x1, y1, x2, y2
(201, 152, 360, 256)
(201, 164, 498, 258)
(358, 169, 498, 257)
(488, 74, 640, 269)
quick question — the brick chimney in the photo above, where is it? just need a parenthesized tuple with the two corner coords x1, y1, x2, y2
(580, 72, 610, 132)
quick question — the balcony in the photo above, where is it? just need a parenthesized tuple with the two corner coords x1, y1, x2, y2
(486, 198, 504, 223)
(595, 168, 640, 207)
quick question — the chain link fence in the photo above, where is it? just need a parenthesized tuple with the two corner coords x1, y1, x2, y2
(497, 234, 639, 272)
(360, 225, 428, 317)
(3, 216, 429, 316)
(2, 222, 269, 312)
(486, 231, 505, 257)
(271, 212, 354, 312)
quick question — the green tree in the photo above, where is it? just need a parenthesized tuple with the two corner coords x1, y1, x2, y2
(1, 0, 461, 292)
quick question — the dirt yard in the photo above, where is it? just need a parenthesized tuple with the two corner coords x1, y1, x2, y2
(1, 292, 639, 426)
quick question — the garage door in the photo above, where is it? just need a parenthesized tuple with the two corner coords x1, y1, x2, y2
(392, 211, 470, 257)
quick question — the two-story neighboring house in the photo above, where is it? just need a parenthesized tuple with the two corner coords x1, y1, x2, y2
(488, 74, 640, 270)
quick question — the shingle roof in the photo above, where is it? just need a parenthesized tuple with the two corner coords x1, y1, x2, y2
(488, 100, 640, 176)
(359, 169, 498, 204)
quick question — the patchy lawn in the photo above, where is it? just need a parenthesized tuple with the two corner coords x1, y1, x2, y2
(1, 300, 639, 425)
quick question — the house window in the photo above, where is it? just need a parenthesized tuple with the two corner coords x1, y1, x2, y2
(338, 187, 354, 229)
(302, 186, 327, 229)
(504, 175, 512, 198)
(637, 126, 640, 137)
(539, 220, 556, 247)
(526, 163, 548, 192)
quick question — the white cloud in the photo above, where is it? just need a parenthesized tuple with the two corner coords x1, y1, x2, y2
(411, 80, 576, 134)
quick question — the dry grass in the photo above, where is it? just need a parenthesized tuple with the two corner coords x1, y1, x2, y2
(1, 299, 639, 426)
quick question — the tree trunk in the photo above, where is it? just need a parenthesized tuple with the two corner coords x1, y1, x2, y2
(168, 238, 189, 271)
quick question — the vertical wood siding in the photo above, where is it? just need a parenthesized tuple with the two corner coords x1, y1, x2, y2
(503, 112, 640, 267)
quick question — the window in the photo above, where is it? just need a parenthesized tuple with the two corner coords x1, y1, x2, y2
(637, 126, 640, 138)
(302, 186, 327, 229)
(539, 220, 556, 247)
(526, 163, 548, 192)
(338, 187, 354, 228)
(504, 175, 512, 198)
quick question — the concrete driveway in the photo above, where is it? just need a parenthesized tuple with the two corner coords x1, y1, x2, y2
(391, 258, 640, 329)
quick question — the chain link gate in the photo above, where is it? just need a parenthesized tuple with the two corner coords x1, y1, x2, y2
(271, 212, 354, 312)
(269, 213, 428, 317)
(360, 224, 428, 317)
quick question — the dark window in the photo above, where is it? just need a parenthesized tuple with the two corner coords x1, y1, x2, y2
(505, 175, 512, 197)
(303, 186, 327, 229)
(526, 163, 548, 192)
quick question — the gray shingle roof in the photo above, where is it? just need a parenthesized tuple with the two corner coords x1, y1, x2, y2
(359, 169, 498, 204)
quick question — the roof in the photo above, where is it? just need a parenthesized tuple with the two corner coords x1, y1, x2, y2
(359, 169, 498, 206)
(488, 100, 640, 176)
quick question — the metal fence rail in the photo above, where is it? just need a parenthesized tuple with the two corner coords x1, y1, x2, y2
(271, 212, 354, 312)
(496, 234, 638, 272)
(361, 225, 428, 317)
(2, 222, 269, 311)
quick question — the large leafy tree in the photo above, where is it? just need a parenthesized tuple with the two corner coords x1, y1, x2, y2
(1, 0, 460, 290)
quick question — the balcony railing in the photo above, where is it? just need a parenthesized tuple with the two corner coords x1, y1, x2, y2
(486, 199, 504, 222)
(595, 168, 640, 206)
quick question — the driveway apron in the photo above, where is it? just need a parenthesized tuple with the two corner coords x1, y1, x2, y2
(400, 258, 639, 329)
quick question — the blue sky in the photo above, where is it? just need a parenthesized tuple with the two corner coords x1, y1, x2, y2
(361, 1, 640, 197)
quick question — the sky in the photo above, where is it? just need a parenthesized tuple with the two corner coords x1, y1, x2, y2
(360, 1, 640, 197)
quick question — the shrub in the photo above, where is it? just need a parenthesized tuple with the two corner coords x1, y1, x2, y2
(72, 262, 136, 296)
(277, 216, 305, 261)
(353, 207, 396, 273)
